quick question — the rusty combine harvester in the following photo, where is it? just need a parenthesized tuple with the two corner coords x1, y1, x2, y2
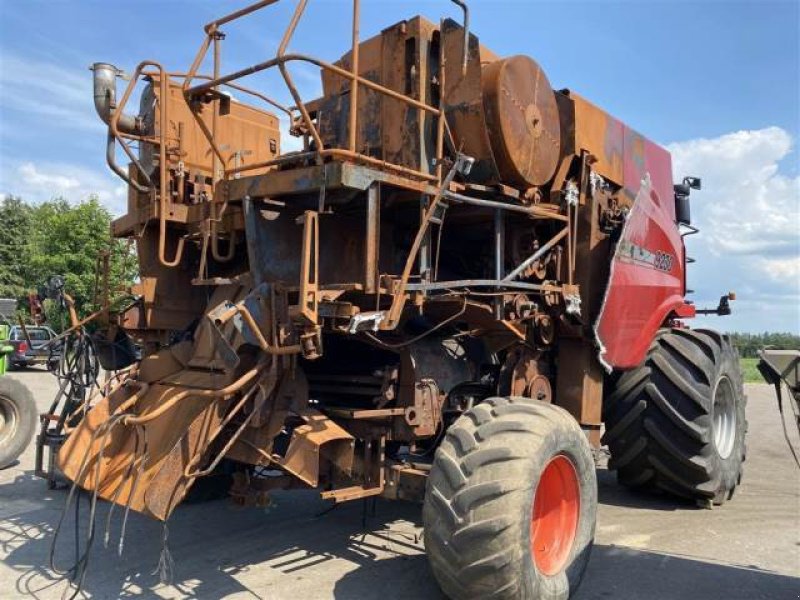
(39, 1, 747, 598)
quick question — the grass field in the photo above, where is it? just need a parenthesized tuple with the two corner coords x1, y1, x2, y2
(740, 357, 763, 383)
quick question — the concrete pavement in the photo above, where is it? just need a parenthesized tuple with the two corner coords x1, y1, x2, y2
(0, 369, 797, 599)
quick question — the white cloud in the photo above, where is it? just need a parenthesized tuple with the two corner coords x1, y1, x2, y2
(17, 163, 81, 192)
(0, 54, 127, 216)
(0, 160, 127, 216)
(669, 127, 798, 257)
(667, 127, 800, 333)
(759, 256, 800, 283)
(0, 53, 102, 132)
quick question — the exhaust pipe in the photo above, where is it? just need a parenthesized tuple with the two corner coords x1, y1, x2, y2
(91, 62, 141, 134)
(92, 62, 149, 192)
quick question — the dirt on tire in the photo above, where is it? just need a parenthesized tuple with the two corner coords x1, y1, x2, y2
(423, 396, 597, 599)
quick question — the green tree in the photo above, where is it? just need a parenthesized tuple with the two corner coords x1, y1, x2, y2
(0, 195, 33, 299)
(22, 196, 137, 324)
(728, 331, 800, 357)
(0, 195, 139, 325)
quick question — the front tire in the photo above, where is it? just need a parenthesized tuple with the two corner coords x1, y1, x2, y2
(0, 377, 37, 469)
(424, 397, 597, 600)
(603, 328, 746, 504)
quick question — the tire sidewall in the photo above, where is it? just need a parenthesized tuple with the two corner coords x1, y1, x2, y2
(0, 377, 37, 469)
(520, 421, 597, 600)
(709, 341, 746, 498)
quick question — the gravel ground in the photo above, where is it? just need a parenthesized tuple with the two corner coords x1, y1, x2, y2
(1, 369, 798, 599)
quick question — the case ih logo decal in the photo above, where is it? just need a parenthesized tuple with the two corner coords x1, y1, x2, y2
(618, 240, 674, 272)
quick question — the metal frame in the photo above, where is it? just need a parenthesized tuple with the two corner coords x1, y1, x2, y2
(106, 66, 293, 268)
(181, 0, 447, 183)
(103, 0, 577, 298)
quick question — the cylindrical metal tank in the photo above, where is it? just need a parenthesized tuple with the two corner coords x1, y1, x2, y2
(479, 55, 561, 188)
(441, 20, 561, 189)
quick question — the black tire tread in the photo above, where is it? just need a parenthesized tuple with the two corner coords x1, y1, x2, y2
(424, 397, 592, 599)
(0, 377, 37, 469)
(603, 328, 746, 503)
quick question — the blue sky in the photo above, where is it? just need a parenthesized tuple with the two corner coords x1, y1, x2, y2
(1, 0, 798, 333)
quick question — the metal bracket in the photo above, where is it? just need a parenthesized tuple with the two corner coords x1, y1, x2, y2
(564, 181, 579, 207)
(347, 311, 386, 334)
(292, 211, 319, 326)
(565, 293, 582, 317)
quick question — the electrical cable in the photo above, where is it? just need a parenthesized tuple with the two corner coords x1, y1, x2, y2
(45, 324, 147, 598)
(363, 296, 467, 350)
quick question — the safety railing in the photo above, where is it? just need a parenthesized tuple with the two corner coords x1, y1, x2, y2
(111, 62, 186, 266)
(105, 0, 577, 311)
(181, 0, 465, 184)
(108, 63, 295, 268)
(105, 0, 468, 270)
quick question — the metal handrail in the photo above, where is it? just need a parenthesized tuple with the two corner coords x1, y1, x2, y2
(181, 0, 447, 184)
(108, 64, 294, 270)
(111, 61, 185, 267)
(106, 0, 466, 272)
(142, 70, 295, 119)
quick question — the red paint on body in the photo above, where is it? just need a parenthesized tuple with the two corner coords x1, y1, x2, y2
(596, 127, 690, 369)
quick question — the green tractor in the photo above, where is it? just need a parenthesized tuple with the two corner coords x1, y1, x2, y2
(0, 319, 37, 469)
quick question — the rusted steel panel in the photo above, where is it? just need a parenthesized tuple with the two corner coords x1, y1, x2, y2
(571, 92, 626, 186)
(278, 409, 354, 487)
(243, 199, 364, 287)
(57, 380, 228, 520)
(318, 17, 440, 174)
(131, 229, 207, 332)
(441, 18, 498, 183)
(143, 77, 281, 177)
(555, 337, 603, 446)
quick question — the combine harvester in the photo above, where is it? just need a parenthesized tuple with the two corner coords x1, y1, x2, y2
(39, 1, 746, 597)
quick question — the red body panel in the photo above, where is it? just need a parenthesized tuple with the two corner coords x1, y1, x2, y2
(595, 126, 687, 369)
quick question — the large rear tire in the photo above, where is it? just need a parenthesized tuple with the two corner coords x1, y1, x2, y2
(423, 397, 597, 600)
(603, 328, 746, 504)
(0, 377, 37, 469)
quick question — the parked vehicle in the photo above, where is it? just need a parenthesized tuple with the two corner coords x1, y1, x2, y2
(8, 325, 59, 370)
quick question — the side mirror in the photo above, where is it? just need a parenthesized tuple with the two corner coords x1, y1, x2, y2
(675, 193, 691, 226)
(684, 176, 701, 190)
(674, 176, 701, 226)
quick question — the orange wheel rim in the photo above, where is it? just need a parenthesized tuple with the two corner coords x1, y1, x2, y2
(530, 455, 580, 576)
